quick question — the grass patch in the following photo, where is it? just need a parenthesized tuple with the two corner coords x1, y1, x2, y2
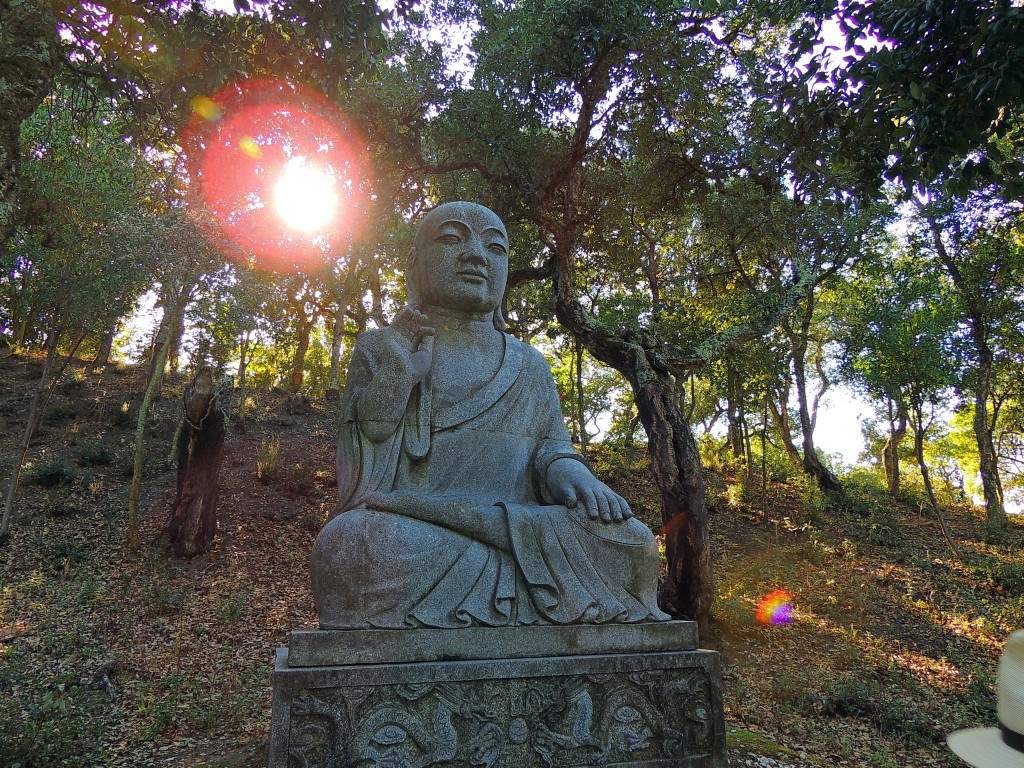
(726, 726, 801, 758)
(214, 591, 246, 624)
(256, 439, 282, 483)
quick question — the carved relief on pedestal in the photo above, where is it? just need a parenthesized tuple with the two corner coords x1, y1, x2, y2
(286, 668, 715, 767)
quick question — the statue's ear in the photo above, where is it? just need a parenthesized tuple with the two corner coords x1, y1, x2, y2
(405, 247, 422, 309)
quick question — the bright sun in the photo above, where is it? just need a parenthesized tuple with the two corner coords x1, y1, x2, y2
(274, 158, 338, 233)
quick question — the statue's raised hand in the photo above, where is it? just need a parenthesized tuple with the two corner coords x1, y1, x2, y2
(546, 458, 633, 524)
(387, 307, 434, 382)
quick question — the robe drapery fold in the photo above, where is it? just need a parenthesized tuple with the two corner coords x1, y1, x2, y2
(313, 326, 669, 628)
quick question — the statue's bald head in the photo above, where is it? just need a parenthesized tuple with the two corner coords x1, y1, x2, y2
(412, 202, 507, 253)
(406, 202, 508, 329)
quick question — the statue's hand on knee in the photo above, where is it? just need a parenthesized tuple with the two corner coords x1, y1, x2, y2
(545, 458, 632, 524)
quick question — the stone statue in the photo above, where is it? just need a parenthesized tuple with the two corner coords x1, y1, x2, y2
(312, 202, 669, 628)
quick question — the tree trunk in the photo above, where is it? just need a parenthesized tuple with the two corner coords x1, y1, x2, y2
(743, 408, 753, 469)
(789, 316, 841, 493)
(760, 396, 769, 525)
(89, 324, 117, 373)
(726, 362, 745, 461)
(0, 0, 60, 246)
(634, 369, 713, 627)
(166, 307, 186, 374)
(882, 398, 908, 497)
(149, 282, 192, 394)
(923, 211, 1005, 531)
(575, 337, 588, 457)
(235, 330, 251, 431)
(974, 342, 1006, 532)
(0, 327, 84, 540)
(326, 312, 345, 401)
(148, 306, 171, 389)
(626, 412, 642, 448)
(912, 405, 962, 560)
(11, 312, 30, 347)
(552, 259, 713, 629)
(165, 369, 226, 557)
(767, 390, 803, 469)
(128, 299, 184, 547)
(290, 319, 313, 393)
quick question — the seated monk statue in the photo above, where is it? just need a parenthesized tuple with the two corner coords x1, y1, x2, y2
(312, 202, 670, 628)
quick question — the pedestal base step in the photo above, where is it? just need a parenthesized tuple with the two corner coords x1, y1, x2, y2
(269, 628, 727, 767)
(287, 620, 699, 666)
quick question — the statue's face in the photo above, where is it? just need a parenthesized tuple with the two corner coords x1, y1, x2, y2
(412, 202, 509, 314)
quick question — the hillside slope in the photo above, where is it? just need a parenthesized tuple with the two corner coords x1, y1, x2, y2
(1, 353, 1020, 767)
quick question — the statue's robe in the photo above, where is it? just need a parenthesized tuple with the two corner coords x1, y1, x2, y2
(311, 327, 669, 628)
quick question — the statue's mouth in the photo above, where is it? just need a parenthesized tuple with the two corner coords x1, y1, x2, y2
(457, 270, 487, 282)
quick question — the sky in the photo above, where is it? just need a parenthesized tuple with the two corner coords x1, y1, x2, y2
(812, 386, 872, 467)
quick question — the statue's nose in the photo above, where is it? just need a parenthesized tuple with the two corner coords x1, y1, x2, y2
(461, 238, 487, 265)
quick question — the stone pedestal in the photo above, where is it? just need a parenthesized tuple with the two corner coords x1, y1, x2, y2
(269, 622, 727, 767)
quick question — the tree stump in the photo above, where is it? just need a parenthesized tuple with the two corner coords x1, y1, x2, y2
(165, 368, 226, 558)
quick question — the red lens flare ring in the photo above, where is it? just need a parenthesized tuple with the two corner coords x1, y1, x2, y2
(184, 78, 371, 273)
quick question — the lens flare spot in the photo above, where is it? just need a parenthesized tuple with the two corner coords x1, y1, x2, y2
(239, 136, 262, 159)
(191, 96, 222, 122)
(756, 589, 794, 626)
(184, 78, 370, 272)
(274, 158, 338, 233)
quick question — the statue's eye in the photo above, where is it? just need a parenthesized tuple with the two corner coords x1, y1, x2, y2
(436, 234, 461, 245)
(487, 243, 508, 257)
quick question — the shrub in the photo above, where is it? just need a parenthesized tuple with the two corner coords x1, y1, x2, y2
(110, 401, 132, 428)
(286, 461, 315, 496)
(141, 582, 188, 617)
(858, 512, 902, 548)
(214, 592, 246, 623)
(836, 468, 891, 518)
(77, 441, 113, 466)
(60, 368, 88, 394)
(43, 400, 77, 424)
(800, 675, 879, 718)
(725, 475, 747, 508)
(970, 556, 1024, 596)
(875, 701, 935, 747)
(795, 482, 827, 526)
(26, 459, 76, 488)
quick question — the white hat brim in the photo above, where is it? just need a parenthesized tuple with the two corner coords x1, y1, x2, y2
(948, 727, 1024, 768)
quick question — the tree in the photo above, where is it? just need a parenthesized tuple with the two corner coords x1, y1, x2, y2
(1, 93, 155, 541)
(0, 0, 61, 246)
(831, 0, 1024, 196)
(836, 243, 963, 552)
(126, 210, 222, 546)
(775, 290, 842, 492)
(1, 0, 414, 286)
(393, 0, 861, 627)
(911, 192, 1024, 533)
